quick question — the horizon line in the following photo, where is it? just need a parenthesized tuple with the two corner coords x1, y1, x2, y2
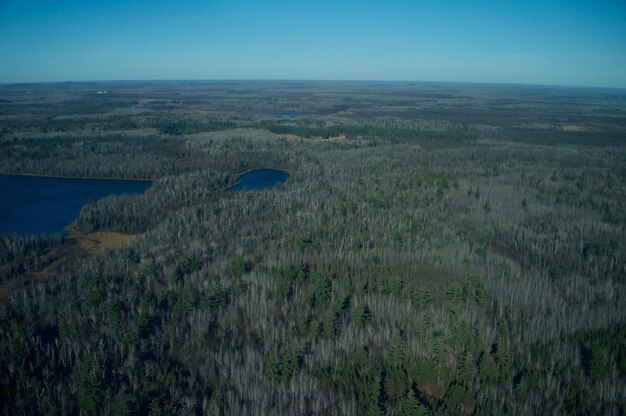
(1, 78, 625, 91)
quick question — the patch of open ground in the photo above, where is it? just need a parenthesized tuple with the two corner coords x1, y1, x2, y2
(278, 133, 347, 142)
(562, 125, 592, 132)
(0, 228, 136, 297)
(68, 227, 135, 253)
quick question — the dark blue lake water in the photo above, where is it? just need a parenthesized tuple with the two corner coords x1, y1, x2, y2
(229, 169, 289, 192)
(0, 174, 151, 236)
(256, 112, 305, 118)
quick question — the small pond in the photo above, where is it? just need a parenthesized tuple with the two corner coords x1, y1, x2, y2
(0, 174, 152, 236)
(228, 169, 289, 192)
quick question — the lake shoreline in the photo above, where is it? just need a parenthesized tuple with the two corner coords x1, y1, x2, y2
(0, 172, 154, 182)
(0, 174, 152, 235)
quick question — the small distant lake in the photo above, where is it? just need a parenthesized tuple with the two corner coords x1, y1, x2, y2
(256, 112, 305, 118)
(0, 174, 151, 236)
(228, 169, 289, 192)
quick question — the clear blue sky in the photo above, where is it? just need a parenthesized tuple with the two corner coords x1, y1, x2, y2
(1, 0, 625, 87)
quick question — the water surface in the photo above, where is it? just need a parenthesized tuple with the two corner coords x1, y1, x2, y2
(255, 112, 305, 118)
(0, 174, 151, 236)
(229, 169, 289, 192)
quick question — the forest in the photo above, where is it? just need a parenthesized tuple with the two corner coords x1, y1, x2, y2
(0, 81, 625, 415)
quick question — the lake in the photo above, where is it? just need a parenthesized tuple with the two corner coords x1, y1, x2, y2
(0, 174, 152, 236)
(228, 169, 289, 192)
(255, 112, 305, 118)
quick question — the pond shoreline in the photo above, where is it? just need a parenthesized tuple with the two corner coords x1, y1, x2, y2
(226, 168, 290, 190)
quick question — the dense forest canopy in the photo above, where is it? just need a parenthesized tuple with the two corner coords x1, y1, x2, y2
(0, 81, 625, 415)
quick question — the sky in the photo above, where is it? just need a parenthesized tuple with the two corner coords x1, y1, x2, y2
(0, 0, 625, 87)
